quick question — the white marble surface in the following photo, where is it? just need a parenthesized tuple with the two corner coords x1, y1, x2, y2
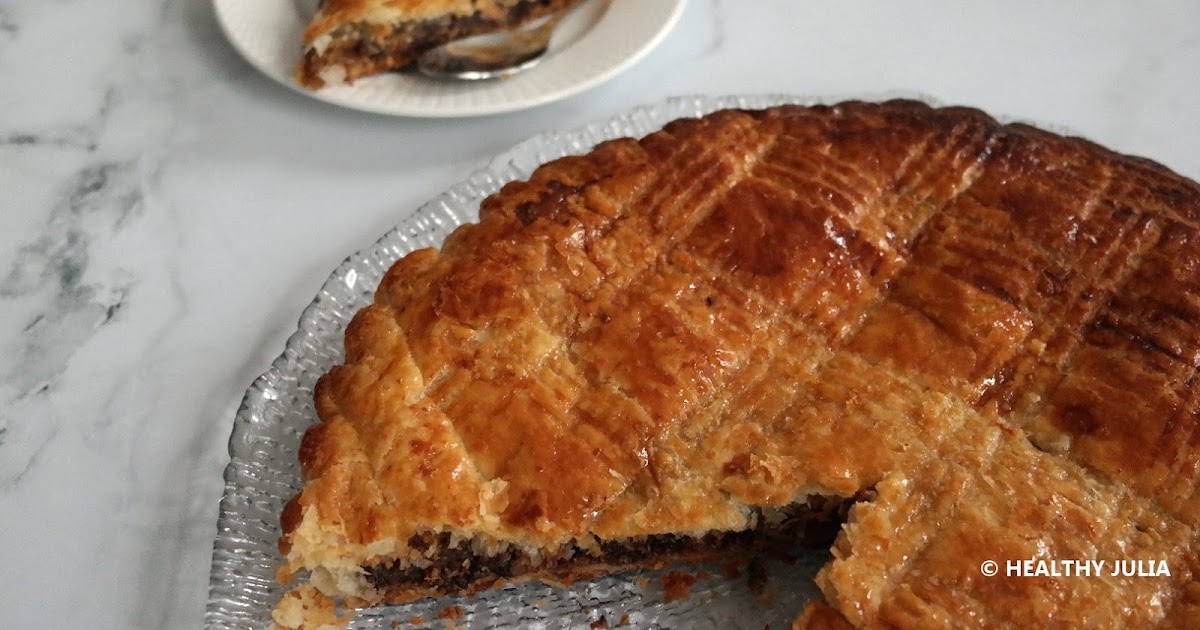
(1, 1, 1198, 628)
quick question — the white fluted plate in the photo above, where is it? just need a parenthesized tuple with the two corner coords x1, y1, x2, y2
(213, 0, 687, 117)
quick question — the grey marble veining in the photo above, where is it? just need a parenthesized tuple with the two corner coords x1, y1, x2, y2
(3, 162, 141, 363)
(0, 2, 157, 493)
(0, 6, 17, 39)
(1, 1, 1199, 629)
(0, 88, 115, 152)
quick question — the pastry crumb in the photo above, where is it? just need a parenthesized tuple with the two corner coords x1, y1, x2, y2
(436, 603, 464, 630)
(722, 560, 744, 579)
(746, 558, 769, 596)
(271, 585, 353, 630)
(661, 570, 699, 603)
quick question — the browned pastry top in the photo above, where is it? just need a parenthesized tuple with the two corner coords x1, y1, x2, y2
(280, 100, 1200, 628)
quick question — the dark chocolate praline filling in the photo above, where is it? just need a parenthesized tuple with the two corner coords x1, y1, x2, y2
(364, 493, 869, 592)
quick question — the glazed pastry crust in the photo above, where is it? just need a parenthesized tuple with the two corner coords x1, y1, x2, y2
(297, 0, 579, 88)
(280, 100, 1200, 627)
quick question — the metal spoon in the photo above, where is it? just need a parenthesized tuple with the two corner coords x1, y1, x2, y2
(416, 12, 566, 80)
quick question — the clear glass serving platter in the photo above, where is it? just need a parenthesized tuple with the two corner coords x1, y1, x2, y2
(205, 94, 834, 630)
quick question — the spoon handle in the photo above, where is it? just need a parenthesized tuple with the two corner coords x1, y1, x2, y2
(417, 11, 566, 81)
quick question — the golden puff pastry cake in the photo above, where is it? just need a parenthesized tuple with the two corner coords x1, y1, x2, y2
(274, 100, 1200, 629)
(297, 0, 580, 88)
